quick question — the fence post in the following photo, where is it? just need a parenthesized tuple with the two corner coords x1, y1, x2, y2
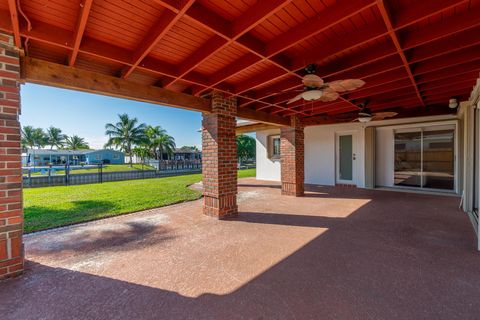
(48, 164, 52, 186)
(98, 163, 103, 183)
(28, 169, 31, 187)
(65, 164, 69, 186)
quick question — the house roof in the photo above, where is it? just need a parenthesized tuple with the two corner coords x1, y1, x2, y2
(2, 0, 479, 124)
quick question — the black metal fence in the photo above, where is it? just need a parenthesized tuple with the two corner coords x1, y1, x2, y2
(23, 161, 202, 188)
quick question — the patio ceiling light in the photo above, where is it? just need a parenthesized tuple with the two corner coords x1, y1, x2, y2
(448, 98, 458, 109)
(357, 116, 372, 123)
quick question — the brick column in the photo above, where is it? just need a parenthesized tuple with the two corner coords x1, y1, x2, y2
(280, 115, 304, 196)
(0, 32, 23, 279)
(202, 92, 237, 218)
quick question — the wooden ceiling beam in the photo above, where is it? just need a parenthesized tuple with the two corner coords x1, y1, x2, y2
(265, 0, 376, 57)
(22, 57, 211, 113)
(68, 0, 93, 66)
(416, 63, 480, 85)
(22, 57, 291, 126)
(6, 0, 21, 48)
(402, 7, 480, 50)
(413, 46, 480, 76)
(393, 0, 469, 29)
(240, 0, 473, 107)
(302, 105, 455, 126)
(167, 0, 294, 90)
(236, 123, 279, 135)
(121, 0, 195, 79)
(376, 0, 424, 107)
(419, 74, 480, 92)
(197, 0, 375, 97)
(407, 27, 480, 64)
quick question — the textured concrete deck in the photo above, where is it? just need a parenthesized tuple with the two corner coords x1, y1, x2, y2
(1, 179, 479, 319)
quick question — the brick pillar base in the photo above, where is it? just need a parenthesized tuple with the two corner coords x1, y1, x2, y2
(0, 32, 24, 279)
(281, 116, 304, 196)
(202, 92, 237, 218)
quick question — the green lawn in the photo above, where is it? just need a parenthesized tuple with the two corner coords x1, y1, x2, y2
(24, 169, 256, 233)
(25, 164, 157, 176)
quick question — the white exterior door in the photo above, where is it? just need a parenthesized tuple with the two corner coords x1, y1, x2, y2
(336, 133, 356, 185)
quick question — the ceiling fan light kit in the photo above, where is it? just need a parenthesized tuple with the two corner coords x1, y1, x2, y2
(357, 117, 372, 123)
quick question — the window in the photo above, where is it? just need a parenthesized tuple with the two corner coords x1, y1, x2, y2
(113, 153, 119, 159)
(268, 135, 281, 160)
(95, 154, 101, 160)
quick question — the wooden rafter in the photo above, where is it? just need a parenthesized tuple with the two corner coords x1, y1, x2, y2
(7, 0, 20, 48)
(68, 0, 93, 66)
(0, 0, 477, 120)
(239, 0, 475, 109)
(376, 0, 424, 107)
(163, 0, 294, 89)
(195, 0, 376, 96)
(121, 0, 195, 79)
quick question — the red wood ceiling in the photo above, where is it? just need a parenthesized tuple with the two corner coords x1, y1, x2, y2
(0, 0, 479, 119)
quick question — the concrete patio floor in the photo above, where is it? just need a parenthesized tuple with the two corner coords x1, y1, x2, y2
(1, 178, 479, 319)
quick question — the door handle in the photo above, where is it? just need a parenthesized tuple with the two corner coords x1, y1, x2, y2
(353, 153, 356, 160)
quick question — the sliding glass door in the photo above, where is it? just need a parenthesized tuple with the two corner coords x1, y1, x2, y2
(394, 126, 455, 191)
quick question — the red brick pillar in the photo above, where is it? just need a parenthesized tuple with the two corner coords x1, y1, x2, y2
(0, 32, 23, 279)
(281, 115, 304, 196)
(202, 92, 237, 218)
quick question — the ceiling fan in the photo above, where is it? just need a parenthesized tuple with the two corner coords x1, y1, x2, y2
(287, 64, 366, 104)
(352, 101, 398, 123)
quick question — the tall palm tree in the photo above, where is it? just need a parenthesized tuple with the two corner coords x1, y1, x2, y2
(21, 126, 47, 149)
(144, 125, 165, 160)
(21, 126, 36, 150)
(105, 114, 146, 165)
(155, 134, 176, 161)
(46, 126, 66, 149)
(65, 135, 89, 150)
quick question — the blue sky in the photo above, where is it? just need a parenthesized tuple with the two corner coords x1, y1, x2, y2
(20, 84, 202, 149)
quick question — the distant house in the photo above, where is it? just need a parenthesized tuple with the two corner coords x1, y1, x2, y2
(164, 148, 202, 160)
(22, 149, 125, 166)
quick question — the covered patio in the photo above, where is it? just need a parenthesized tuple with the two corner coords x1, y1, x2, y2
(0, 0, 480, 315)
(1, 179, 477, 319)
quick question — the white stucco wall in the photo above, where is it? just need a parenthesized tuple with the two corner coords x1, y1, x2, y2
(304, 123, 365, 187)
(255, 128, 281, 181)
(255, 114, 458, 189)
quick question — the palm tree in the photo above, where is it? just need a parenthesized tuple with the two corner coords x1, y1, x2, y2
(21, 126, 36, 150)
(144, 125, 175, 163)
(65, 135, 89, 150)
(21, 126, 47, 149)
(132, 146, 150, 169)
(155, 134, 176, 161)
(105, 114, 146, 165)
(46, 126, 66, 149)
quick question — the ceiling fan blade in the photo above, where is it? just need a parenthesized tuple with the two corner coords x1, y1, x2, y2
(327, 79, 365, 92)
(372, 112, 398, 118)
(319, 88, 339, 102)
(287, 93, 303, 104)
(302, 74, 324, 88)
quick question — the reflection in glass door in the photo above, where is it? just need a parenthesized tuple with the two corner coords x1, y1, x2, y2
(394, 131, 422, 187)
(394, 127, 455, 191)
(337, 134, 353, 183)
(422, 129, 454, 190)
